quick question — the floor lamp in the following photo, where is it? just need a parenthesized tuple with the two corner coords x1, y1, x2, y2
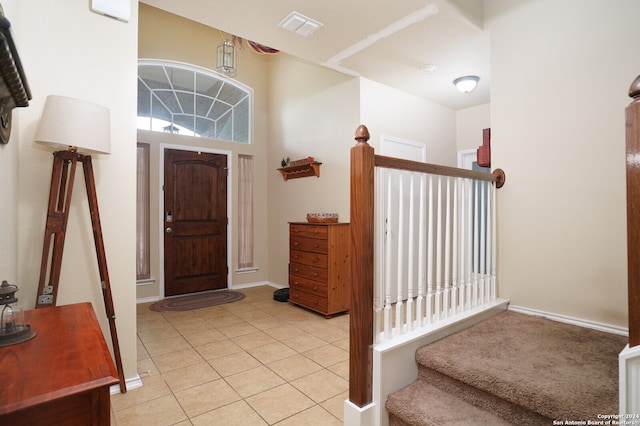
(33, 95, 126, 393)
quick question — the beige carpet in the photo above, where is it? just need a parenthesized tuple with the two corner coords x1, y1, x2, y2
(387, 310, 628, 425)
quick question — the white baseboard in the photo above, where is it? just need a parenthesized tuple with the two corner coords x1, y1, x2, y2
(508, 305, 629, 336)
(110, 374, 143, 395)
(229, 281, 285, 290)
(136, 295, 160, 304)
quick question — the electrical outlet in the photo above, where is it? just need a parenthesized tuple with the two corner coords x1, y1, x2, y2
(38, 295, 53, 304)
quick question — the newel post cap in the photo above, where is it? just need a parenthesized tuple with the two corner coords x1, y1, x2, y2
(629, 75, 640, 103)
(354, 125, 370, 145)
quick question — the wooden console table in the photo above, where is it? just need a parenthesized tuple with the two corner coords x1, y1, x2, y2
(0, 302, 119, 425)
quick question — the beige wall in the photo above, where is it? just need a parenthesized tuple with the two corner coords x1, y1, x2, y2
(267, 54, 360, 287)
(0, 0, 19, 285)
(11, 0, 139, 381)
(137, 4, 271, 299)
(487, 0, 640, 327)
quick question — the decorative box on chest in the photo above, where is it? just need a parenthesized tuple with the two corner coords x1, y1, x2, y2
(288, 222, 350, 318)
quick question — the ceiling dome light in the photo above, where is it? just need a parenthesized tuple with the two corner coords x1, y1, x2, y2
(453, 75, 479, 93)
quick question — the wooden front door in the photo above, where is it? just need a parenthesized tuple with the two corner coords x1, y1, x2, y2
(164, 149, 228, 296)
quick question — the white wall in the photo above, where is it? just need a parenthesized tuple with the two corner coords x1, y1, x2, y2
(13, 0, 138, 381)
(487, 0, 640, 327)
(267, 54, 360, 287)
(457, 103, 490, 152)
(360, 78, 457, 166)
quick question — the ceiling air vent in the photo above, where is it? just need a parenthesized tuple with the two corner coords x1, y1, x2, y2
(278, 12, 323, 37)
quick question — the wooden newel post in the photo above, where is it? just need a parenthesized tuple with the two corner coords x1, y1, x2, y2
(626, 75, 640, 348)
(349, 124, 375, 407)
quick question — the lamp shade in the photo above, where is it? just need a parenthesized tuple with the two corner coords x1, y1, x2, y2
(35, 95, 111, 154)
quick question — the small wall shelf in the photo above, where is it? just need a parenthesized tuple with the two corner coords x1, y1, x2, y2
(278, 161, 322, 181)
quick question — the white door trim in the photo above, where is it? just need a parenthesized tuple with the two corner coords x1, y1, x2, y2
(458, 148, 477, 170)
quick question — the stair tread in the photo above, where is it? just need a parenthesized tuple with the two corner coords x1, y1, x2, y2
(386, 379, 513, 426)
(414, 310, 627, 420)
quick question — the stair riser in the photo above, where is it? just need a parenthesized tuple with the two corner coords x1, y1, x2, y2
(389, 413, 415, 426)
(418, 366, 551, 426)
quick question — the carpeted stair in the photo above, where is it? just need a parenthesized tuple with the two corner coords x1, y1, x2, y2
(386, 310, 628, 425)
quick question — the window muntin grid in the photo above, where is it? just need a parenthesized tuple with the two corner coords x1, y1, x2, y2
(137, 60, 252, 144)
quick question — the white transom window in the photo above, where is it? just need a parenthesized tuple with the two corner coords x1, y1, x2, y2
(137, 60, 252, 144)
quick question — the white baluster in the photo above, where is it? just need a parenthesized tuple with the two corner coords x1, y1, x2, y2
(384, 169, 393, 339)
(479, 180, 486, 305)
(374, 168, 385, 342)
(451, 177, 459, 315)
(490, 181, 497, 301)
(426, 175, 434, 324)
(406, 172, 416, 331)
(484, 181, 491, 303)
(435, 176, 443, 320)
(396, 172, 405, 335)
(444, 177, 451, 318)
(466, 178, 473, 311)
(459, 178, 467, 312)
(416, 173, 426, 327)
(472, 179, 479, 308)
(483, 180, 491, 303)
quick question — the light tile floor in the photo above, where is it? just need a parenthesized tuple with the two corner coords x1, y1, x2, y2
(110, 286, 349, 425)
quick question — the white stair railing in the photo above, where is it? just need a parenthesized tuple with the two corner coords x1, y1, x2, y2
(347, 124, 504, 410)
(374, 166, 500, 343)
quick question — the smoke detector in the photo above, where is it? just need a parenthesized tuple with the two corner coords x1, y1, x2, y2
(278, 12, 323, 37)
(421, 64, 436, 74)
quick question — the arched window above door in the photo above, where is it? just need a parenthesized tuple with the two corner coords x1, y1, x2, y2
(137, 60, 252, 144)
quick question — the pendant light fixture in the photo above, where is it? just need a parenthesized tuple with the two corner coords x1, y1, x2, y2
(217, 39, 237, 77)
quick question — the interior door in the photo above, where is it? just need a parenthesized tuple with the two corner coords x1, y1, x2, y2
(164, 148, 228, 296)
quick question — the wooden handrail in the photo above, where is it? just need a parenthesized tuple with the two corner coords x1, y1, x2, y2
(376, 155, 505, 187)
(626, 75, 640, 347)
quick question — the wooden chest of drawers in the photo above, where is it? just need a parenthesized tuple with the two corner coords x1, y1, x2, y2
(289, 222, 350, 317)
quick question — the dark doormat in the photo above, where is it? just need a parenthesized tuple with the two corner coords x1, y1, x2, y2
(149, 290, 245, 312)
